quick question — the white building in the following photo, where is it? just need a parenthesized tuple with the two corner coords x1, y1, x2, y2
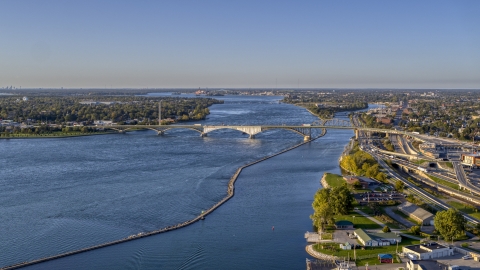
(403, 242, 453, 260)
(93, 120, 114, 126)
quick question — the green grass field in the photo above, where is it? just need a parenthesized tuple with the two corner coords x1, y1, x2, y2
(334, 211, 382, 230)
(412, 159, 429, 165)
(426, 174, 460, 190)
(444, 162, 454, 169)
(325, 173, 346, 187)
(447, 201, 480, 220)
(313, 238, 419, 266)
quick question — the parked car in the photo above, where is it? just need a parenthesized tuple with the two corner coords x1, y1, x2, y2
(462, 255, 472, 260)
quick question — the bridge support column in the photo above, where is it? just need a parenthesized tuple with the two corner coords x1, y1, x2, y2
(249, 134, 255, 139)
(355, 129, 359, 140)
(200, 133, 207, 137)
(304, 135, 311, 141)
(385, 132, 389, 138)
(157, 131, 164, 136)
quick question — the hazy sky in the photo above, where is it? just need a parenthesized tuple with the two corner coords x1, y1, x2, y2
(1, 0, 479, 89)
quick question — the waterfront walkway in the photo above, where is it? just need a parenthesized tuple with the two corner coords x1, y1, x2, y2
(305, 245, 338, 261)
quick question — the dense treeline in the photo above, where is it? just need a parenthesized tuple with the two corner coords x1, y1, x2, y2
(358, 113, 392, 129)
(0, 96, 223, 124)
(340, 142, 388, 182)
(0, 124, 103, 136)
(304, 101, 368, 119)
(310, 185, 354, 232)
(382, 139, 395, 151)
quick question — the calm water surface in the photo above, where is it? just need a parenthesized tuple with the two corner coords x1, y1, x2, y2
(0, 95, 371, 269)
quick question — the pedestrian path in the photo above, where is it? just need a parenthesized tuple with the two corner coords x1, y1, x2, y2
(305, 245, 338, 261)
(354, 209, 386, 227)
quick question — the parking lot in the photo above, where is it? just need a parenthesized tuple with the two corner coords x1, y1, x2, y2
(436, 253, 480, 269)
(333, 230, 359, 246)
(355, 190, 406, 204)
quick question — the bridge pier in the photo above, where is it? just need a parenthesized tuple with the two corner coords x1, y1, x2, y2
(304, 135, 311, 141)
(200, 133, 208, 137)
(355, 129, 359, 140)
(249, 134, 255, 139)
(157, 131, 164, 136)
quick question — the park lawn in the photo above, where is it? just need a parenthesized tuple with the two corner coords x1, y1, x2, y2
(426, 174, 459, 190)
(334, 211, 382, 230)
(356, 206, 374, 215)
(313, 238, 420, 266)
(325, 173, 346, 187)
(354, 206, 400, 229)
(412, 159, 429, 165)
(377, 218, 402, 230)
(447, 201, 480, 220)
(440, 162, 454, 169)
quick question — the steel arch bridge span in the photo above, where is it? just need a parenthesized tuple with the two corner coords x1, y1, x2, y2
(153, 126, 204, 136)
(91, 124, 427, 142)
(322, 119, 353, 127)
(261, 126, 320, 140)
(202, 125, 322, 140)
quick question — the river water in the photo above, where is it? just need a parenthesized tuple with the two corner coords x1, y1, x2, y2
(0, 95, 371, 269)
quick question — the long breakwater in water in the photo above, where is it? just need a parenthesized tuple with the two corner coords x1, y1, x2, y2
(2, 129, 326, 270)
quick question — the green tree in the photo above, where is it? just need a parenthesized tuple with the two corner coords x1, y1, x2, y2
(382, 226, 391, 233)
(330, 185, 355, 215)
(434, 208, 466, 244)
(351, 179, 362, 190)
(310, 188, 334, 233)
(409, 225, 421, 235)
(375, 172, 387, 183)
(395, 180, 405, 192)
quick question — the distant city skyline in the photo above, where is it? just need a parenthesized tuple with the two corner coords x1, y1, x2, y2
(1, 0, 480, 89)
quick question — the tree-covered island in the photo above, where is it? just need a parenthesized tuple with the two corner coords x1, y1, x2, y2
(0, 93, 223, 136)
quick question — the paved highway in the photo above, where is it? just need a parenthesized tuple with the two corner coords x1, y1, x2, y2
(373, 154, 479, 224)
(452, 161, 480, 196)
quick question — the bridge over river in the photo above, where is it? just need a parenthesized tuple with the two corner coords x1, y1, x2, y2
(89, 119, 426, 141)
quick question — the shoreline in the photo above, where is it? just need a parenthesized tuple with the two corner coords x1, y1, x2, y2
(0, 132, 117, 139)
(2, 129, 327, 270)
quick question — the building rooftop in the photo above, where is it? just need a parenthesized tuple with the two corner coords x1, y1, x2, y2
(354, 228, 372, 242)
(369, 232, 402, 241)
(409, 260, 444, 270)
(378, 254, 393, 259)
(397, 202, 434, 222)
(404, 243, 449, 254)
(462, 153, 480, 157)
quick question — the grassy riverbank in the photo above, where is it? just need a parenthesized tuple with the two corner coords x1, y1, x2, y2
(313, 238, 420, 266)
(324, 173, 346, 187)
